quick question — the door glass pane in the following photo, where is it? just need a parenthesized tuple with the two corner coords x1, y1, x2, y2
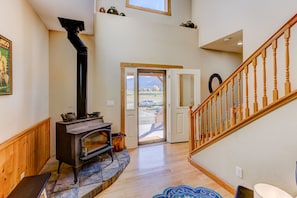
(126, 72, 135, 110)
(179, 74, 194, 107)
(138, 70, 166, 144)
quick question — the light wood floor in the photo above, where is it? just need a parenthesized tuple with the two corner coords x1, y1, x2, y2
(96, 142, 234, 198)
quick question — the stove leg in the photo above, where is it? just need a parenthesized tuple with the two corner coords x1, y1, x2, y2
(57, 161, 62, 174)
(72, 167, 78, 184)
(109, 150, 114, 162)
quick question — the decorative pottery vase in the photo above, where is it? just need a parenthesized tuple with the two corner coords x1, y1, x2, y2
(185, 21, 195, 28)
(107, 6, 119, 15)
(99, 7, 105, 13)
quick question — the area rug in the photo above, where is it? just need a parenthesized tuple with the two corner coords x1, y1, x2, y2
(153, 185, 222, 198)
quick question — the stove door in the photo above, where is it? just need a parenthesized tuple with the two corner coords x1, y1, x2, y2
(80, 129, 110, 157)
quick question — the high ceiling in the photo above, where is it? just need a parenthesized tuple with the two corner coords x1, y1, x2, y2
(27, 0, 95, 34)
(27, 0, 243, 53)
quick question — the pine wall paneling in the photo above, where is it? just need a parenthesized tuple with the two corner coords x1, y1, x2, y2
(0, 118, 50, 197)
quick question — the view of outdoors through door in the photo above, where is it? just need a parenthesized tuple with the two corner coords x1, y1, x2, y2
(138, 70, 166, 144)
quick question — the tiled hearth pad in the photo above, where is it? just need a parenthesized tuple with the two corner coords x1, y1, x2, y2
(41, 150, 130, 198)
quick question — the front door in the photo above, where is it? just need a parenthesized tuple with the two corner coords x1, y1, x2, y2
(138, 69, 166, 144)
(121, 64, 198, 148)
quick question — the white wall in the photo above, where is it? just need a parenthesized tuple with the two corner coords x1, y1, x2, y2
(0, 0, 49, 143)
(94, 13, 240, 133)
(49, 31, 95, 155)
(192, 0, 297, 58)
(47, 1, 240, 154)
(199, 50, 241, 101)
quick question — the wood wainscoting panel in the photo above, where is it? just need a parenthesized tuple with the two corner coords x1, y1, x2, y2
(0, 118, 50, 198)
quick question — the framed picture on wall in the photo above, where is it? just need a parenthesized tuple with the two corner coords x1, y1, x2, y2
(0, 34, 12, 95)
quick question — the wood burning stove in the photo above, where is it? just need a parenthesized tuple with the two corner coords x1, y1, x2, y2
(56, 117, 113, 183)
(56, 17, 115, 183)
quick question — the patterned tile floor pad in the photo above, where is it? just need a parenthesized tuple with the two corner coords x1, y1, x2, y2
(41, 149, 130, 198)
(153, 185, 223, 198)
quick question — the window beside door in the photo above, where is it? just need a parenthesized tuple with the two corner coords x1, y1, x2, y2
(126, 72, 135, 110)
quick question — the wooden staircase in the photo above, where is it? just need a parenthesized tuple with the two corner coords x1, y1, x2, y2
(189, 14, 297, 155)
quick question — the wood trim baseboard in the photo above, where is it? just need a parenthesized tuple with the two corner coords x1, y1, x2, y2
(188, 157, 236, 195)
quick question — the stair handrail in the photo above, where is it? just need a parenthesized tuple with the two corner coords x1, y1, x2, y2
(190, 14, 297, 155)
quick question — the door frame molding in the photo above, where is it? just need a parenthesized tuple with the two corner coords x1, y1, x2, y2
(120, 62, 183, 147)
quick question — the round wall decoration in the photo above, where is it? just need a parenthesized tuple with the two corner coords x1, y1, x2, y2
(208, 73, 223, 93)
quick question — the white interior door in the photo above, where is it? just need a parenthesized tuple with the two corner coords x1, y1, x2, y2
(124, 67, 138, 148)
(167, 69, 200, 143)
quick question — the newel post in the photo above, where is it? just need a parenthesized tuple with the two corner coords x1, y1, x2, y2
(189, 105, 194, 154)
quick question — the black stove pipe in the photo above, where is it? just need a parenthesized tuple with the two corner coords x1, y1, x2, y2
(58, 17, 88, 119)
